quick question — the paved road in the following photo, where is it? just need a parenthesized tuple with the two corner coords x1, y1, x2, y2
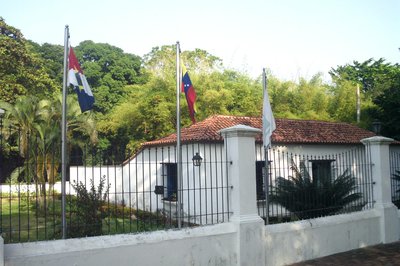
(289, 241, 400, 266)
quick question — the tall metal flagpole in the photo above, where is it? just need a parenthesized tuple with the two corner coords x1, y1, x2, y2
(262, 68, 270, 225)
(176, 41, 182, 228)
(61, 25, 69, 239)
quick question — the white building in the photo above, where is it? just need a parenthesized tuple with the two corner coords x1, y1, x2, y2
(71, 115, 396, 224)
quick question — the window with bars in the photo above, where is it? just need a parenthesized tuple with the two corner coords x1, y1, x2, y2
(256, 161, 266, 200)
(161, 163, 177, 201)
(309, 159, 335, 185)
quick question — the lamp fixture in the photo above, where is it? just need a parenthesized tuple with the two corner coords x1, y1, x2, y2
(192, 152, 203, 167)
(372, 120, 382, 135)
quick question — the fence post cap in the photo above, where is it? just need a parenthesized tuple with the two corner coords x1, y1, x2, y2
(219, 124, 261, 138)
(360, 136, 394, 145)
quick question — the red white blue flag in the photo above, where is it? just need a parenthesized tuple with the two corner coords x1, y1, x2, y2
(68, 47, 94, 112)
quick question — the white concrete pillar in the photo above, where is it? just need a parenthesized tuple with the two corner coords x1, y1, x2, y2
(220, 125, 265, 266)
(361, 136, 399, 243)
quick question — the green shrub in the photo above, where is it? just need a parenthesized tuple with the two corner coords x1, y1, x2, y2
(68, 176, 109, 238)
(270, 161, 364, 220)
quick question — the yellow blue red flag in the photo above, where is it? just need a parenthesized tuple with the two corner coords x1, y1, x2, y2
(181, 64, 196, 124)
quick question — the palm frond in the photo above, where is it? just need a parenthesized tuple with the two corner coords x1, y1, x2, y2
(270, 162, 364, 220)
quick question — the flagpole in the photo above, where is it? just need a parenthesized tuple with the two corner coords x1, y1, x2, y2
(61, 25, 69, 239)
(176, 41, 182, 228)
(262, 68, 270, 225)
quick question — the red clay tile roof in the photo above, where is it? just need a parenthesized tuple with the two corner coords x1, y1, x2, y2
(142, 115, 376, 148)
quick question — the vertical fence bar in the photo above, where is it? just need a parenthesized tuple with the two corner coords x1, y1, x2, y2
(208, 144, 213, 224)
(140, 148, 145, 230)
(199, 144, 204, 224)
(185, 144, 190, 226)
(202, 144, 207, 224)
(128, 148, 132, 232)
(0, 116, 3, 236)
(154, 147, 159, 228)
(225, 138, 230, 221)
(191, 143, 196, 223)
(148, 147, 152, 228)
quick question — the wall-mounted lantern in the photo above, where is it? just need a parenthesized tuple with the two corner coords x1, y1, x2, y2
(192, 152, 203, 167)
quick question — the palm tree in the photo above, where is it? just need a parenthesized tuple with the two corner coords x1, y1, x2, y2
(270, 160, 364, 220)
(34, 95, 97, 195)
(0, 95, 97, 202)
(0, 96, 42, 159)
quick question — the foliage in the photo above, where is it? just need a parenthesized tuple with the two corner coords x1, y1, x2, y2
(97, 76, 176, 157)
(143, 45, 222, 79)
(74, 40, 146, 114)
(0, 95, 97, 193)
(3, 17, 400, 159)
(28, 41, 64, 84)
(330, 58, 400, 137)
(329, 58, 400, 96)
(327, 79, 359, 123)
(270, 161, 363, 220)
(373, 74, 400, 140)
(69, 176, 109, 237)
(268, 73, 331, 120)
(0, 17, 57, 103)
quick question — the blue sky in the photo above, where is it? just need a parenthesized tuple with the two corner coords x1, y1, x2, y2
(2, 0, 400, 81)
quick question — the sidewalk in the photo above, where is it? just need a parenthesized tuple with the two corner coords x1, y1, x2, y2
(289, 241, 400, 266)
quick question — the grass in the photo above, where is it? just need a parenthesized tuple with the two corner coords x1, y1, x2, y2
(0, 192, 173, 244)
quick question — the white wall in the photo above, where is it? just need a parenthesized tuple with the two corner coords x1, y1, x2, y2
(3, 223, 237, 266)
(264, 210, 382, 266)
(2, 210, 399, 266)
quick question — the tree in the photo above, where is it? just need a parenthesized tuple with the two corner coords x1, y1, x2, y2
(328, 79, 358, 123)
(74, 40, 145, 114)
(28, 42, 64, 84)
(329, 58, 400, 96)
(0, 95, 97, 200)
(0, 17, 57, 103)
(330, 59, 400, 137)
(267, 73, 331, 121)
(373, 75, 400, 140)
(0, 96, 42, 159)
(143, 45, 223, 79)
(100, 46, 265, 156)
(97, 77, 176, 157)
